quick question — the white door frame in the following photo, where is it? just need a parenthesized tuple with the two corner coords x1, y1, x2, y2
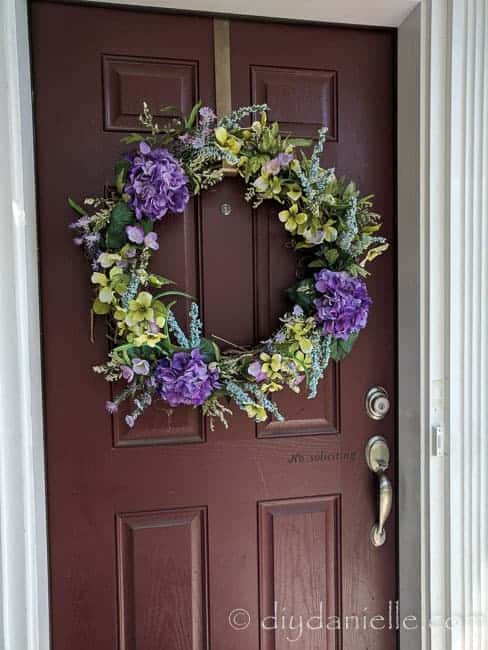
(1, 1, 485, 649)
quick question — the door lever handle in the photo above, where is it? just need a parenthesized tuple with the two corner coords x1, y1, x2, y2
(365, 435, 393, 547)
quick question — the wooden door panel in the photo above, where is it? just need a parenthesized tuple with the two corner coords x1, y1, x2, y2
(117, 508, 208, 650)
(252, 195, 340, 438)
(31, 4, 396, 649)
(257, 366, 340, 438)
(251, 65, 338, 141)
(102, 55, 199, 132)
(200, 179, 256, 348)
(112, 392, 204, 446)
(102, 50, 204, 445)
(259, 496, 341, 650)
(112, 196, 204, 446)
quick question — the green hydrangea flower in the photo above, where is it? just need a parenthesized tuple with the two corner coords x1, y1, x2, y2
(278, 204, 308, 233)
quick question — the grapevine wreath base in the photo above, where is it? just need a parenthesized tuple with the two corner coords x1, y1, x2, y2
(69, 102, 387, 429)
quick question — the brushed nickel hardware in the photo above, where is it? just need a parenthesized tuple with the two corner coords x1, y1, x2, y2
(220, 202, 232, 216)
(213, 19, 232, 118)
(365, 386, 390, 420)
(365, 435, 393, 547)
(221, 166, 239, 177)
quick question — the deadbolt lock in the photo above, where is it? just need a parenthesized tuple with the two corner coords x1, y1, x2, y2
(365, 386, 390, 420)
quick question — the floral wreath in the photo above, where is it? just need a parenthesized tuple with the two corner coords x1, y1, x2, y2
(69, 102, 388, 429)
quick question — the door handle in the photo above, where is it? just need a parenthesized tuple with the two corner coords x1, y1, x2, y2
(365, 435, 393, 547)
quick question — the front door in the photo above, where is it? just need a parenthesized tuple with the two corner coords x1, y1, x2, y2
(31, 3, 396, 648)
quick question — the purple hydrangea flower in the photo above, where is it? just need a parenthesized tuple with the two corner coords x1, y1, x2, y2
(145, 375, 157, 390)
(199, 106, 216, 124)
(262, 152, 293, 176)
(155, 349, 220, 407)
(313, 269, 372, 340)
(273, 330, 286, 344)
(126, 224, 145, 244)
(144, 231, 159, 250)
(291, 373, 305, 389)
(125, 414, 135, 428)
(125, 142, 190, 221)
(248, 361, 267, 382)
(69, 215, 91, 229)
(132, 358, 150, 376)
(306, 229, 326, 245)
(105, 400, 118, 414)
(121, 365, 134, 382)
(190, 136, 205, 150)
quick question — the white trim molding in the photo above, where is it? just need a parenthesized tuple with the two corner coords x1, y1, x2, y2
(448, 1, 488, 648)
(397, 5, 426, 649)
(0, 2, 49, 650)
(83, 0, 419, 28)
(401, 1, 488, 648)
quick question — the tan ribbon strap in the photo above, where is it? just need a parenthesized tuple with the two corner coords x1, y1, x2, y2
(213, 19, 232, 118)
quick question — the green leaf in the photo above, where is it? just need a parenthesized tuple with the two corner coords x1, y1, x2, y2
(148, 274, 174, 288)
(92, 299, 110, 315)
(199, 337, 219, 363)
(140, 219, 154, 235)
(98, 286, 114, 303)
(287, 278, 316, 312)
(294, 241, 314, 250)
(185, 100, 202, 129)
(287, 137, 313, 147)
(114, 160, 130, 194)
(325, 249, 340, 265)
(349, 263, 370, 278)
(153, 290, 195, 301)
(159, 105, 178, 114)
(308, 259, 325, 268)
(111, 343, 138, 364)
(68, 198, 86, 216)
(121, 133, 144, 144)
(128, 344, 156, 360)
(105, 201, 135, 250)
(212, 342, 221, 362)
(329, 332, 359, 361)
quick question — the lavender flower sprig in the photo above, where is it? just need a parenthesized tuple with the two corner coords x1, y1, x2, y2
(218, 103, 269, 130)
(308, 335, 331, 399)
(337, 196, 358, 253)
(167, 310, 190, 348)
(189, 302, 203, 348)
(243, 382, 284, 422)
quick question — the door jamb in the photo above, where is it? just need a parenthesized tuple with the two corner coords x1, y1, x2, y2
(0, 1, 450, 649)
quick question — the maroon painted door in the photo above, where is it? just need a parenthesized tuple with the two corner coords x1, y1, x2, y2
(31, 3, 396, 649)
